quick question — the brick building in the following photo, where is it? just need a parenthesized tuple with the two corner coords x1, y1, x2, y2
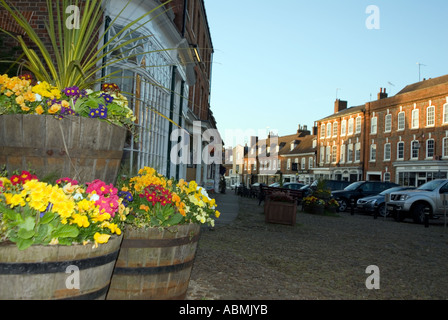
(239, 125, 316, 186)
(316, 74, 448, 187)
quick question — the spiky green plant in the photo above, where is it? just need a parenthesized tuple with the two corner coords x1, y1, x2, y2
(0, 0, 173, 90)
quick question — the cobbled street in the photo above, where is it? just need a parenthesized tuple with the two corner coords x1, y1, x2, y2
(186, 193, 448, 300)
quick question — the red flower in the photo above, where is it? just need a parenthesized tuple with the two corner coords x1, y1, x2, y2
(10, 175, 21, 186)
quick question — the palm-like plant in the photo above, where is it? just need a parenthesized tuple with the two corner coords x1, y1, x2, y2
(0, 0, 172, 90)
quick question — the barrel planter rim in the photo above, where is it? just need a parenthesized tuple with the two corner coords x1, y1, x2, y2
(0, 234, 123, 300)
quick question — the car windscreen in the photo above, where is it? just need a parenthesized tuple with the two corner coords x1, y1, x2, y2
(344, 181, 363, 191)
(417, 180, 445, 191)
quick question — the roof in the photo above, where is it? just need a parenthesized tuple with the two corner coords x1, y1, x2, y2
(396, 74, 448, 95)
(319, 104, 365, 122)
(282, 135, 316, 156)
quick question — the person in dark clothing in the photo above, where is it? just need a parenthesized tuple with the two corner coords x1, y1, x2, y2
(258, 184, 265, 205)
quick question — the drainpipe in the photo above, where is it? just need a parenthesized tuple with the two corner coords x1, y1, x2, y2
(175, 80, 185, 180)
(167, 66, 177, 179)
(182, 0, 188, 37)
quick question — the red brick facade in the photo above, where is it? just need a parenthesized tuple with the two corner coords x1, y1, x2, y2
(316, 75, 448, 187)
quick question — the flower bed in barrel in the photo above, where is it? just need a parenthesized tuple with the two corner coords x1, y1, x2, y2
(0, 75, 135, 185)
(107, 167, 220, 300)
(0, 171, 128, 299)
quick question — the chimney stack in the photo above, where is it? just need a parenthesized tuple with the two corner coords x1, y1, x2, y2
(334, 99, 348, 113)
(377, 88, 388, 100)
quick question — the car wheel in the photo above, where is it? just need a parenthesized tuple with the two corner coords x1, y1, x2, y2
(338, 199, 348, 212)
(377, 204, 388, 217)
(411, 203, 430, 224)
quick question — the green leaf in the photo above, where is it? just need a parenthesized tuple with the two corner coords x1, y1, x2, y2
(165, 213, 184, 226)
(34, 224, 50, 243)
(16, 238, 33, 251)
(52, 224, 79, 239)
(22, 216, 35, 231)
(40, 211, 56, 225)
(17, 228, 35, 240)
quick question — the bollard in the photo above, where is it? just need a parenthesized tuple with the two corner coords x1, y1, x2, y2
(373, 203, 378, 220)
(424, 207, 430, 228)
(350, 198, 355, 216)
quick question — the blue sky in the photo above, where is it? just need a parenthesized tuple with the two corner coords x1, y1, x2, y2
(204, 0, 448, 147)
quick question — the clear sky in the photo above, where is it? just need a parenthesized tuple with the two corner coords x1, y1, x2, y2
(204, 0, 448, 147)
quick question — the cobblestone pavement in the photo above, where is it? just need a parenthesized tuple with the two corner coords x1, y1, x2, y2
(186, 194, 448, 300)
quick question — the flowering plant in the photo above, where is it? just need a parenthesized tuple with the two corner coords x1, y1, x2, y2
(118, 167, 220, 228)
(326, 198, 339, 208)
(268, 191, 294, 203)
(0, 74, 135, 131)
(0, 172, 128, 250)
(302, 196, 325, 207)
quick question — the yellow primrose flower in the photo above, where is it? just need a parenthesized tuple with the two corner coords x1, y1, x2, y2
(94, 232, 110, 244)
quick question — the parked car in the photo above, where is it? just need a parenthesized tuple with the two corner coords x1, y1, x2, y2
(356, 186, 416, 217)
(282, 182, 305, 190)
(299, 184, 313, 198)
(311, 180, 352, 192)
(387, 179, 448, 223)
(332, 181, 399, 212)
(269, 182, 280, 188)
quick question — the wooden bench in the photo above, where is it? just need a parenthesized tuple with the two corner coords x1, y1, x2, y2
(261, 186, 303, 203)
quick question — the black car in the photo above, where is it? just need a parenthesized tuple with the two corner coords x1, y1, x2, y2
(282, 182, 305, 190)
(332, 181, 399, 212)
(311, 180, 352, 192)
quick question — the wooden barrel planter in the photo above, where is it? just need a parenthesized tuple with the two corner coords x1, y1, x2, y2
(0, 114, 126, 185)
(0, 235, 122, 300)
(106, 224, 201, 300)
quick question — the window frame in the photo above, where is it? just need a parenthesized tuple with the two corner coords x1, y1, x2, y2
(411, 109, 419, 129)
(384, 143, 391, 161)
(426, 105, 435, 127)
(397, 141, 405, 160)
(384, 114, 392, 133)
(398, 111, 405, 131)
(371, 116, 377, 134)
